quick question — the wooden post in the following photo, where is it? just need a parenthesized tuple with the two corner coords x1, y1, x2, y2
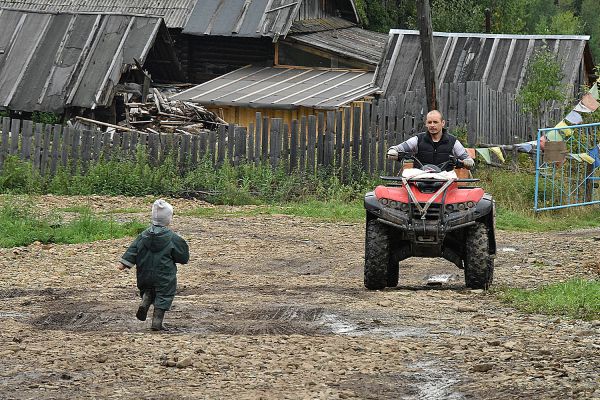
(299, 116, 307, 173)
(290, 119, 298, 172)
(270, 118, 281, 168)
(417, 0, 438, 111)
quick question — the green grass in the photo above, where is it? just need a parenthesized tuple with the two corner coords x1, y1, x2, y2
(0, 153, 598, 232)
(0, 201, 145, 248)
(498, 279, 600, 321)
(496, 207, 600, 231)
(184, 200, 365, 222)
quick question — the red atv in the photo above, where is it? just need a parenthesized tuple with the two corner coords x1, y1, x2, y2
(363, 154, 496, 290)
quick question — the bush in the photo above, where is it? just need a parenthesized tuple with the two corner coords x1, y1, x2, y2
(0, 156, 43, 194)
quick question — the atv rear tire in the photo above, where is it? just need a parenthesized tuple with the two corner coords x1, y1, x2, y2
(464, 222, 494, 289)
(364, 218, 390, 290)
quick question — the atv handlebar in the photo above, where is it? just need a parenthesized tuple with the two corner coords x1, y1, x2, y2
(391, 151, 464, 172)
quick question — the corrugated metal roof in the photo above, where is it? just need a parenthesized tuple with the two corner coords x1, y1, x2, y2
(375, 29, 592, 97)
(286, 26, 387, 65)
(0, 0, 197, 28)
(0, 9, 170, 113)
(183, 0, 302, 40)
(170, 65, 378, 109)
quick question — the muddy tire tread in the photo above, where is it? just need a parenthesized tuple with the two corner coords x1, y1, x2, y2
(464, 222, 494, 289)
(364, 219, 389, 290)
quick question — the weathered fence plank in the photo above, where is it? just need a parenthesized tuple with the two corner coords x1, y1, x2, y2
(270, 118, 281, 168)
(361, 102, 370, 172)
(324, 111, 335, 168)
(307, 115, 316, 174)
(61, 126, 70, 168)
(343, 107, 351, 178)
(352, 105, 361, 172)
(191, 134, 199, 166)
(21, 120, 33, 162)
(10, 119, 20, 155)
(299, 116, 307, 173)
(0, 117, 9, 167)
(81, 130, 92, 172)
(316, 112, 324, 166)
(217, 124, 226, 165)
(261, 116, 269, 163)
(50, 125, 61, 176)
(41, 124, 52, 175)
(290, 119, 298, 172)
(247, 123, 255, 164)
(33, 123, 42, 170)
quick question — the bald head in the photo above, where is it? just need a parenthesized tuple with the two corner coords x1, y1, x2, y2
(425, 110, 445, 140)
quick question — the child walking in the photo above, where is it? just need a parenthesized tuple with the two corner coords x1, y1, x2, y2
(117, 199, 189, 331)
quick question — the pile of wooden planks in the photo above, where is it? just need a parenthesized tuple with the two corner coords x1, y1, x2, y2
(123, 88, 226, 134)
(72, 88, 227, 135)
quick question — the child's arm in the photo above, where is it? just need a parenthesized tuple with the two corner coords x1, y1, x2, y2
(118, 235, 142, 270)
(171, 234, 190, 264)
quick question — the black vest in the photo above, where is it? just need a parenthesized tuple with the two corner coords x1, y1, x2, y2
(415, 130, 456, 170)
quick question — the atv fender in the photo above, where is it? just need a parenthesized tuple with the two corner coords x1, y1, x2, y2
(364, 192, 383, 218)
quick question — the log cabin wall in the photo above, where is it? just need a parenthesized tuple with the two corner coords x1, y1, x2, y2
(174, 35, 274, 83)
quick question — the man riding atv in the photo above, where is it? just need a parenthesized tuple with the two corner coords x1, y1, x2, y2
(364, 110, 495, 291)
(386, 110, 475, 171)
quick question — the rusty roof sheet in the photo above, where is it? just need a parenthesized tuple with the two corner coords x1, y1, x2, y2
(170, 65, 377, 109)
(375, 29, 593, 97)
(0, 0, 197, 27)
(286, 26, 387, 65)
(0, 9, 171, 113)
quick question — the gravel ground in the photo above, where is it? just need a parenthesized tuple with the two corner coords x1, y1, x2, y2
(0, 196, 598, 399)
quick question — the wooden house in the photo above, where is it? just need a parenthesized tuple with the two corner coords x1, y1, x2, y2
(0, 8, 182, 121)
(0, 0, 388, 83)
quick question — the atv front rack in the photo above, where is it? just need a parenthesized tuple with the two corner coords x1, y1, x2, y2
(380, 176, 480, 183)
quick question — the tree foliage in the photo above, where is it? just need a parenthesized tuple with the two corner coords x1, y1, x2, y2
(517, 47, 566, 123)
(359, 0, 598, 60)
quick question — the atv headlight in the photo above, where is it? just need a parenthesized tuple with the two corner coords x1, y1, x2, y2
(380, 198, 389, 205)
(457, 202, 466, 211)
(400, 203, 409, 211)
(446, 204, 454, 212)
(389, 200, 398, 208)
(467, 201, 475, 208)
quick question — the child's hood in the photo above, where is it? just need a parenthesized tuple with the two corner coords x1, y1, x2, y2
(140, 225, 173, 252)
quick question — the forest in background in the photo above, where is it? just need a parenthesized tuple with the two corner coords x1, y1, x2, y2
(355, 0, 600, 64)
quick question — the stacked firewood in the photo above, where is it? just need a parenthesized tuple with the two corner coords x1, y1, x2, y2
(123, 88, 226, 134)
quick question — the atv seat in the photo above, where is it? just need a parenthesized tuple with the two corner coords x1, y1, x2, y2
(401, 168, 458, 181)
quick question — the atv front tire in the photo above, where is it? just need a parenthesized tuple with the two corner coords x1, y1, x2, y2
(464, 222, 494, 289)
(387, 255, 399, 288)
(364, 218, 390, 290)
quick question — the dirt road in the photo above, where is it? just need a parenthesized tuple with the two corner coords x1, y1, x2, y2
(0, 196, 598, 399)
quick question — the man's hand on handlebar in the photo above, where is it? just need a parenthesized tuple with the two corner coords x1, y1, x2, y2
(457, 158, 475, 169)
(386, 148, 400, 160)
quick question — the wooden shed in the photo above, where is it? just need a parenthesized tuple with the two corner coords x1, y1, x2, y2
(171, 65, 378, 127)
(376, 29, 595, 98)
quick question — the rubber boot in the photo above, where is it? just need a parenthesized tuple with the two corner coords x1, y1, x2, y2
(151, 308, 166, 331)
(136, 291, 153, 321)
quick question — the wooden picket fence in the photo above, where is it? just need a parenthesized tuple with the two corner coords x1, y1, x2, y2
(0, 82, 564, 179)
